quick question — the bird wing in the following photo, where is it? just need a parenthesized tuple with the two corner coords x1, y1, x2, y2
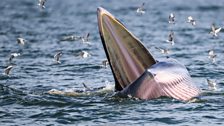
(155, 47, 163, 52)
(215, 27, 222, 33)
(207, 79, 214, 87)
(188, 16, 193, 21)
(54, 53, 60, 61)
(168, 33, 173, 41)
(209, 50, 215, 56)
(82, 83, 91, 91)
(4, 66, 13, 75)
(9, 55, 14, 61)
(140, 3, 145, 8)
(211, 25, 216, 32)
(54, 54, 57, 59)
(86, 33, 90, 39)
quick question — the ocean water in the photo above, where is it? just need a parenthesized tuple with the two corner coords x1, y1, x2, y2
(0, 0, 224, 125)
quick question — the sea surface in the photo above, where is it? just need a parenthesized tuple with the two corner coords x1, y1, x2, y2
(0, 0, 224, 125)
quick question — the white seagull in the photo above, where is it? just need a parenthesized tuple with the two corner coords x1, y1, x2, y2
(155, 47, 170, 54)
(136, 3, 145, 15)
(38, 0, 46, 9)
(166, 31, 175, 45)
(187, 16, 196, 26)
(208, 49, 217, 63)
(80, 51, 91, 58)
(102, 59, 109, 68)
(9, 53, 21, 62)
(206, 79, 217, 90)
(81, 33, 90, 43)
(168, 13, 175, 24)
(17, 38, 26, 45)
(54, 51, 62, 64)
(210, 23, 222, 37)
(82, 83, 91, 92)
(4, 65, 13, 76)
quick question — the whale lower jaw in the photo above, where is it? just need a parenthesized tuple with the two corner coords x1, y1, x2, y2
(97, 7, 200, 101)
(97, 7, 156, 91)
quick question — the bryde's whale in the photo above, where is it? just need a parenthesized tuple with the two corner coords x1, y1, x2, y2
(97, 7, 200, 101)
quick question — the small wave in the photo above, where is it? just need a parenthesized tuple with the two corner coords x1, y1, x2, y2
(47, 84, 114, 97)
(197, 5, 222, 11)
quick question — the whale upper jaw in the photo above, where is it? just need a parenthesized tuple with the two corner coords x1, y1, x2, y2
(97, 7, 156, 91)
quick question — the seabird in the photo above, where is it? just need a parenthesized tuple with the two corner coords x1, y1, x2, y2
(206, 79, 217, 90)
(81, 33, 90, 43)
(155, 47, 170, 54)
(54, 51, 62, 64)
(187, 16, 196, 26)
(136, 3, 145, 15)
(80, 51, 90, 58)
(168, 13, 175, 24)
(102, 59, 109, 68)
(210, 23, 222, 37)
(166, 31, 175, 45)
(208, 49, 217, 63)
(82, 83, 92, 92)
(38, 0, 46, 9)
(17, 38, 25, 45)
(4, 65, 13, 76)
(9, 53, 20, 62)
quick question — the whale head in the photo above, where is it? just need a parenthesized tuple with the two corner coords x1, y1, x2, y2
(97, 7, 200, 101)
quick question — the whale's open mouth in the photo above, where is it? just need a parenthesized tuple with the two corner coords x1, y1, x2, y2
(97, 7, 156, 91)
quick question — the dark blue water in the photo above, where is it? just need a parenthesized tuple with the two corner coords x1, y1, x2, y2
(1, 0, 224, 125)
